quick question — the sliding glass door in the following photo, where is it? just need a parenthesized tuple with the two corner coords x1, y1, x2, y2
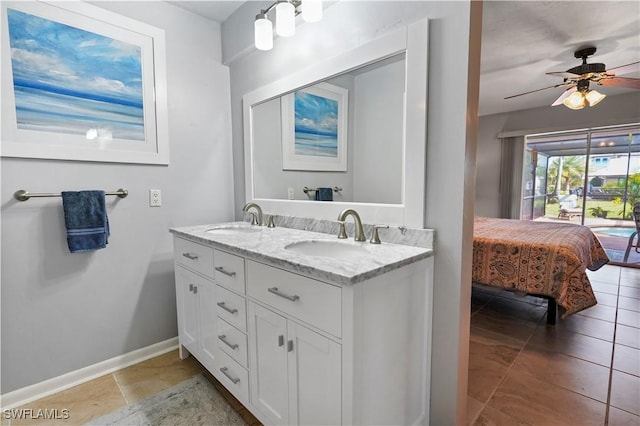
(523, 125, 640, 265)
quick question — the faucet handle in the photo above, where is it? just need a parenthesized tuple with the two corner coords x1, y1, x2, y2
(370, 225, 389, 244)
(266, 215, 276, 228)
(337, 221, 348, 239)
(247, 212, 258, 226)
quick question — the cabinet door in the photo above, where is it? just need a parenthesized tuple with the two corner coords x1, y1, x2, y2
(288, 322, 342, 426)
(195, 275, 217, 372)
(248, 302, 289, 425)
(175, 266, 198, 354)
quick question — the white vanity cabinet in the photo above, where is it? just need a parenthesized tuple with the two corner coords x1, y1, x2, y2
(247, 260, 342, 425)
(172, 232, 433, 426)
(173, 240, 217, 373)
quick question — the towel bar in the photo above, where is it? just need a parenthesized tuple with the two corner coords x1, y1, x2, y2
(302, 186, 342, 194)
(14, 188, 128, 202)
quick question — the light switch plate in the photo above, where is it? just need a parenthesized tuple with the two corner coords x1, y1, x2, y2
(149, 189, 161, 207)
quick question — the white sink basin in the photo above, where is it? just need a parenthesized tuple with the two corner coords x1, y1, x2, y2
(285, 240, 370, 259)
(205, 224, 262, 235)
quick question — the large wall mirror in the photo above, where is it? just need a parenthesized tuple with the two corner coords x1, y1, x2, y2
(243, 19, 428, 227)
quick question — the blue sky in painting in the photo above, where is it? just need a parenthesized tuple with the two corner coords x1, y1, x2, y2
(294, 92, 338, 137)
(7, 8, 142, 106)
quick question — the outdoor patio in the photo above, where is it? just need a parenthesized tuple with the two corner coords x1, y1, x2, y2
(534, 216, 640, 266)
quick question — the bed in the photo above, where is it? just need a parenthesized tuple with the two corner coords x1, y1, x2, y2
(472, 217, 609, 324)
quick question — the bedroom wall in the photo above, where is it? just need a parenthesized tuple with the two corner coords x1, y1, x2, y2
(475, 92, 640, 217)
(1, 2, 234, 393)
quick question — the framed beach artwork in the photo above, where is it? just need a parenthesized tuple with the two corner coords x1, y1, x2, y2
(0, 1, 169, 164)
(281, 82, 348, 171)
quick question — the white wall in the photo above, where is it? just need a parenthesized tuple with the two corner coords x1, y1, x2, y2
(352, 59, 404, 204)
(0, 1, 234, 393)
(223, 1, 480, 423)
(476, 92, 640, 217)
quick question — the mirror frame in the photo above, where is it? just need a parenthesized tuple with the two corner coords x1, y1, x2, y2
(243, 19, 428, 227)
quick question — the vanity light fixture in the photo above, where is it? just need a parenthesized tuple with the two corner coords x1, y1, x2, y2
(254, 0, 323, 51)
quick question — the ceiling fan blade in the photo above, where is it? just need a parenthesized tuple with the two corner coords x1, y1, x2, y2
(598, 77, 640, 89)
(605, 61, 640, 76)
(551, 87, 577, 106)
(504, 82, 573, 99)
(546, 71, 581, 79)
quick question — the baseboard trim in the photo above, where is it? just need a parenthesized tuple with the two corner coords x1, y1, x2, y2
(0, 337, 178, 409)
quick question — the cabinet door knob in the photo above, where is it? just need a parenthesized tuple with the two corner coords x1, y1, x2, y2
(278, 335, 284, 347)
(215, 266, 236, 277)
(193, 286, 198, 294)
(268, 287, 300, 302)
(218, 334, 239, 350)
(182, 252, 198, 260)
(287, 340, 294, 352)
(217, 301, 238, 315)
(220, 367, 240, 384)
(188, 284, 194, 292)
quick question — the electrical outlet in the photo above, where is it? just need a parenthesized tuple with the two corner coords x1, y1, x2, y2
(287, 187, 295, 200)
(149, 189, 162, 207)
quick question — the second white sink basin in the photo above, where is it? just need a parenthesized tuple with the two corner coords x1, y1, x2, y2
(205, 224, 262, 235)
(285, 240, 370, 259)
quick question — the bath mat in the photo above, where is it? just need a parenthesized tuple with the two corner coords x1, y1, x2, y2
(86, 374, 245, 425)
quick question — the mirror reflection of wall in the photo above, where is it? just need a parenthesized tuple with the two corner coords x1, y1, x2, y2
(252, 53, 405, 204)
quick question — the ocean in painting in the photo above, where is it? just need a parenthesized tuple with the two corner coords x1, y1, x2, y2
(13, 81, 144, 141)
(294, 131, 338, 157)
(7, 8, 145, 141)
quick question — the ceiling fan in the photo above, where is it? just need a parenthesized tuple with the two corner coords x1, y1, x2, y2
(505, 47, 640, 109)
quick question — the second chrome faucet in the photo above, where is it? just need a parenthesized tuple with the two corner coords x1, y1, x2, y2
(337, 209, 366, 242)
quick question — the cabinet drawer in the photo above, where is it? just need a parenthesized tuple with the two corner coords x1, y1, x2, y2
(247, 260, 342, 337)
(215, 319, 248, 368)
(214, 249, 246, 294)
(216, 285, 247, 332)
(174, 237, 214, 278)
(214, 349, 249, 404)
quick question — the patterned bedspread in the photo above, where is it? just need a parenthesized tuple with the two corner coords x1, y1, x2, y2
(473, 217, 609, 317)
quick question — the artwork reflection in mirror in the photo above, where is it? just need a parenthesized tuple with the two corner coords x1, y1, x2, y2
(282, 82, 348, 171)
(252, 53, 405, 204)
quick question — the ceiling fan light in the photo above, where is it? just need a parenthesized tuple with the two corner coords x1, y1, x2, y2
(585, 89, 605, 107)
(302, 0, 323, 23)
(276, 1, 295, 37)
(563, 91, 586, 110)
(254, 13, 273, 51)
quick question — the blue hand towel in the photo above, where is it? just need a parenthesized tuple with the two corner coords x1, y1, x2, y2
(61, 191, 110, 253)
(315, 187, 333, 201)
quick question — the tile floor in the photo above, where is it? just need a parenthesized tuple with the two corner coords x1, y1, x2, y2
(4, 350, 259, 426)
(6, 265, 637, 426)
(468, 264, 640, 425)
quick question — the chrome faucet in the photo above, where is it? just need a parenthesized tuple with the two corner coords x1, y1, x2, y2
(242, 202, 263, 226)
(337, 209, 366, 242)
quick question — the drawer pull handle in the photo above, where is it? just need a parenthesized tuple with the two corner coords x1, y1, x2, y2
(220, 367, 240, 384)
(218, 334, 239, 350)
(217, 301, 238, 314)
(215, 266, 236, 277)
(268, 287, 300, 302)
(182, 253, 198, 260)
(278, 335, 284, 347)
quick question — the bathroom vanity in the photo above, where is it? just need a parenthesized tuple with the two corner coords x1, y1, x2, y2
(170, 221, 433, 425)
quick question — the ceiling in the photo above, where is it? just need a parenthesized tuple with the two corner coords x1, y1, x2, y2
(169, 1, 640, 117)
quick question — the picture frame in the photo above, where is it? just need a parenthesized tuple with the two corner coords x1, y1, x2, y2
(1, 1, 170, 165)
(281, 82, 348, 171)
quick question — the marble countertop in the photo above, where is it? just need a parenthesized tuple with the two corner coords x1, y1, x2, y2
(170, 222, 433, 285)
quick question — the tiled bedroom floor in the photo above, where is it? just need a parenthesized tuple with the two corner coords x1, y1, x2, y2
(468, 264, 640, 425)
